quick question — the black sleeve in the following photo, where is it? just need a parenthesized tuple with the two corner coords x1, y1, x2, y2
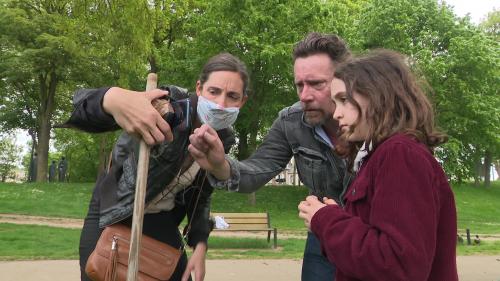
(63, 87, 120, 133)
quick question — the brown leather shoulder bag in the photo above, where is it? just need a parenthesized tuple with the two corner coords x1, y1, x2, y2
(85, 224, 181, 281)
(86, 143, 205, 281)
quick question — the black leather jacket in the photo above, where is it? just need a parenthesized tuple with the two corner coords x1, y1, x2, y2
(65, 86, 235, 247)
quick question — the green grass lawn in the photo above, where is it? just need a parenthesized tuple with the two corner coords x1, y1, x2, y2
(0, 182, 309, 230)
(206, 236, 305, 259)
(211, 185, 308, 230)
(0, 222, 305, 260)
(1, 222, 497, 260)
(456, 240, 500, 255)
(1, 181, 499, 233)
(453, 181, 500, 234)
(0, 223, 81, 260)
(0, 182, 93, 218)
(0, 181, 499, 260)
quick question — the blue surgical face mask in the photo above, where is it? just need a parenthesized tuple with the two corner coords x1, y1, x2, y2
(197, 95, 239, 130)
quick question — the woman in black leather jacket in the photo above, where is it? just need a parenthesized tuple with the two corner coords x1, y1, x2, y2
(66, 53, 249, 281)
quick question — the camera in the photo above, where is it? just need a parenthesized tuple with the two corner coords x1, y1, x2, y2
(154, 85, 191, 130)
(153, 97, 190, 130)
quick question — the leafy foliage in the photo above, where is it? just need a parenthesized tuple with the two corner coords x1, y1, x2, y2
(356, 0, 499, 183)
(162, 0, 354, 158)
(480, 8, 500, 40)
(52, 128, 118, 182)
(0, 0, 498, 183)
(0, 135, 21, 182)
(0, 0, 153, 182)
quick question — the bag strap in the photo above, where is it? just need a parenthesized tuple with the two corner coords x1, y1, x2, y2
(181, 172, 206, 248)
(106, 145, 206, 252)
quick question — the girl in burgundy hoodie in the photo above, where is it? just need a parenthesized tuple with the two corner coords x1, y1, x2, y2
(298, 50, 458, 281)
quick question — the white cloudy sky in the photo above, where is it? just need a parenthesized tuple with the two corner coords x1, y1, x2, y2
(444, 0, 497, 23)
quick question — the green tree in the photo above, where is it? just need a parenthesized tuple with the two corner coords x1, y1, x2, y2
(0, 0, 153, 182)
(150, 0, 352, 204)
(416, 26, 500, 185)
(480, 9, 500, 179)
(356, 0, 500, 184)
(480, 8, 499, 41)
(0, 0, 82, 182)
(358, 0, 460, 54)
(316, 0, 368, 50)
(163, 0, 343, 160)
(53, 129, 117, 182)
(0, 135, 21, 182)
(147, 0, 200, 73)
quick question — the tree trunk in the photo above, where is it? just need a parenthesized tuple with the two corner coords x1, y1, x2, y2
(148, 55, 158, 74)
(473, 157, 482, 187)
(35, 71, 57, 182)
(248, 120, 259, 154)
(28, 131, 37, 182)
(36, 115, 50, 182)
(244, 108, 261, 206)
(484, 150, 492, 187)
(65, 156, 70, 182)
(236, 128, 257, 206)
(236, 128, 249, 160)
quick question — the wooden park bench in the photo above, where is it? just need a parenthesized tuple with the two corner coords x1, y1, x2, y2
(211, 212, 278, 248)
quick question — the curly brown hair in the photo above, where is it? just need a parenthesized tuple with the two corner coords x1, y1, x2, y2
(333, 50, 447, 170)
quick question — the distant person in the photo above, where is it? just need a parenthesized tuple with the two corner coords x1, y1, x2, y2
(473, 235, 481, 245)
(28, 152, 37, 182)
(298, 50, 458, 281)
(58, 156, 67, 182)
(49, 160, 57, 182)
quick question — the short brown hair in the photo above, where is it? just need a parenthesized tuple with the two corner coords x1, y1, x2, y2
(334, 50, 447, 166)
(293, 32, 350, 64)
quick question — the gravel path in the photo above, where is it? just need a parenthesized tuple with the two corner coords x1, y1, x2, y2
(1, 214, 499, 280)
(0, 213, 307, 238)
(2, 213, 499, 240)
(0, 257, 499, 281)
(0, 214, 83, 229)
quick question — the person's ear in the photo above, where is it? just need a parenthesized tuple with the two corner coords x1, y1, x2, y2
(196, 81, 202, 96)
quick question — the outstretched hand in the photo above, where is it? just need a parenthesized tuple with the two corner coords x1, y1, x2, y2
(102, 87, 173, 145)
(188, 124, 230, 180)
(298, 196, 337, 230)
